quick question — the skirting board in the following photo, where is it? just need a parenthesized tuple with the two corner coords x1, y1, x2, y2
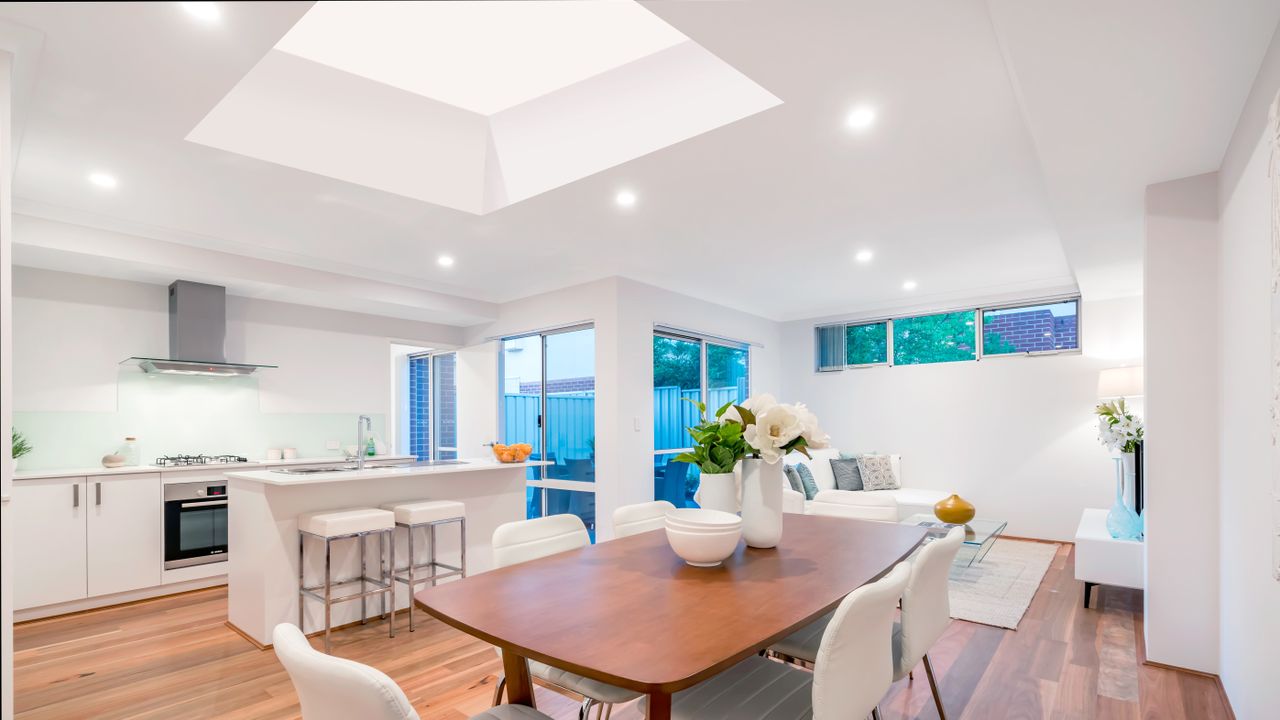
(14, 575, 227, 622)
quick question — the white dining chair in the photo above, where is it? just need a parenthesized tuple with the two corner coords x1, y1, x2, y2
(490, 514, 642, 720)
(611, 500, 676, 538)
(770, 527, 966, 719)
(644, 561, 911, 720)
(272, 623, 419, 720)
(806, 490, 898, 522)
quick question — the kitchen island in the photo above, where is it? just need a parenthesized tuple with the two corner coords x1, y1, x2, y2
(225, 459, 547, 646)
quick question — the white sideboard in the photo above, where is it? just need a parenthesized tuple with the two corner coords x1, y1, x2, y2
(1074, 507, 1144, 608)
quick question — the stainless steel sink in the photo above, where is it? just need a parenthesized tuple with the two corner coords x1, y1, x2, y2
(272, 466, 360, 475)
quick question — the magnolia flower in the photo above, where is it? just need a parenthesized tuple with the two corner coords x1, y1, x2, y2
(745, 402, 805, 463)
(719, 393, 778, 426)
(793, 402, 830, 449)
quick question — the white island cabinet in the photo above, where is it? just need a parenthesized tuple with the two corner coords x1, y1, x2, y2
(224, 459, 546, 647)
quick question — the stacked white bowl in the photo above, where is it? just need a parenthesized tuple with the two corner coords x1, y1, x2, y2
(664, 508, 744, 567)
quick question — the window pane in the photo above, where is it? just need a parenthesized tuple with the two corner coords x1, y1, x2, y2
(654, 451, 700, 509)
(706, 343, 748, 412)
(545, 488, 596, 542)
(982, 300, 1079, 355)
(408, 355, 430, 460)
(653, 335, 702, 452)
(814, 325, 845, 371)
(432, 353, 457, 460)
(544, 328, 596, 479)
(845, 322, 888, 365)
(893, 311, 976, 365)
(501, 335, 543, 481)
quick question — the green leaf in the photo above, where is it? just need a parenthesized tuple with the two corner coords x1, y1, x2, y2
(734, 404, 756, 426)
(673, 453, 700, 464)
(681, 397, 707, 416)
(714, 401, 734, 419)
(710, 445, 734, 467)
(718, 423, 743, 441)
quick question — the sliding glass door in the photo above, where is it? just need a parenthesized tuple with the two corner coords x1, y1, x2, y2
(501, 325, 597, 537)
(652, 330, 749, 507)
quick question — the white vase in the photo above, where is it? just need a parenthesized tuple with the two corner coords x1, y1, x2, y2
(740, 458, 783, 548)
(694, 471, 739, 513)
(1121, 451, 1137, 510)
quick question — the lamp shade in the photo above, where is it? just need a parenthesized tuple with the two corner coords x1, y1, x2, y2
(1098, 366, 1144, 399)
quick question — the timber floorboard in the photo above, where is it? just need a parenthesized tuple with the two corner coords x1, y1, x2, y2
(13, 545, 1231, 719)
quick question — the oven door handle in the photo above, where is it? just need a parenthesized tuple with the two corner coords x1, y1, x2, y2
(179, 500, 228, 508)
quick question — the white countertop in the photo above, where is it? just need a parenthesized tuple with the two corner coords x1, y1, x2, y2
(13, 454, 417, 481)
(226, 459, 551, 486)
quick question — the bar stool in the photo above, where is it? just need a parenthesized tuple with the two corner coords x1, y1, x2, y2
(379, 499, 466, 632)
(298, 507, 396, 653)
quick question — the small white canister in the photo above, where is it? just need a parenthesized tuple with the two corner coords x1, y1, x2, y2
(266, 448, 283, 461)
(282, 448, 298, 460)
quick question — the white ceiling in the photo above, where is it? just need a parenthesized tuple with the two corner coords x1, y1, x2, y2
(1, 1, 1276, 325)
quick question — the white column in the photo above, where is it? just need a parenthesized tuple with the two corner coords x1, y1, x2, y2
(1, 48, 16, 720)
(1142, 172, 1221, 673)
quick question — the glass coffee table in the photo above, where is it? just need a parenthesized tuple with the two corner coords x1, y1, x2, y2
(900, 514, 1008, 567)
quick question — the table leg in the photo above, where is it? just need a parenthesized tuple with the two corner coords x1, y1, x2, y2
(647, 692, 671, 720)
(501, 650, 536, 709)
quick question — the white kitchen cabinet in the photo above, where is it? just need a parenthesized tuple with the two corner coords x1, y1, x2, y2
(12, 476, 88, 609)
(87, 473, 163, 597)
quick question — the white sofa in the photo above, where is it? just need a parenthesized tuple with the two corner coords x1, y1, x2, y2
(781, 448, 948, 521)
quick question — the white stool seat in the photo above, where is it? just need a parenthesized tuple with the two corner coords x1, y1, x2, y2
(380, 499, 466, 525)
(300, 508, 394, 537)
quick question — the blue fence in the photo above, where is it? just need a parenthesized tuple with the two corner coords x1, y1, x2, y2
(503, 385, 746, 460)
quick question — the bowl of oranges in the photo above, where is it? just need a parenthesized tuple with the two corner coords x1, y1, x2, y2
(491, 443, 533, 463)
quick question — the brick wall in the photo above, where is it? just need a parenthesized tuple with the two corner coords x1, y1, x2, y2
(435, 354, 457, 459)
(983, 308, 1078, 353)
(409, 355, 430, 460)
(519, 376, 596, 394)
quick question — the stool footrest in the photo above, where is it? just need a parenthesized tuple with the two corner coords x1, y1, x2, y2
(391, 567, 464, 587)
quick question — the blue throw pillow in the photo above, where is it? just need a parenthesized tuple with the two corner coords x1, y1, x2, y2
(794, 463, 819, 500)
(783, 465, 804, 494)
(830, 458, 864, 491)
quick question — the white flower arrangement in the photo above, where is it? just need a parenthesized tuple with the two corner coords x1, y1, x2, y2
(1096, 398, 1144, 453)
(721, 393, 830, 464)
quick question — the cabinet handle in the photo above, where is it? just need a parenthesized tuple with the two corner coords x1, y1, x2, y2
(73, 483, 79, 508)
(95, 482, 102, 506)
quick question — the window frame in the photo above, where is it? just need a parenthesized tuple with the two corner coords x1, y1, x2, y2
(652, 327, 751, 457)
(977, 296, 1083, 360)
(812, 294, 1082, 373)
(407, 349, 459, 461)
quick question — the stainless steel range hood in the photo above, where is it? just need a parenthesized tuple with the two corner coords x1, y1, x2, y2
(121, 281, 277, 376)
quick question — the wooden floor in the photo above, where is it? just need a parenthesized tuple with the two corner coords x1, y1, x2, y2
(13, 545, 1232, 719)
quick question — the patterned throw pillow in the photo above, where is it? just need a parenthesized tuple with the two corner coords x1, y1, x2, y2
(793, 463, 820, 500)
(829, 458, 864, 491)
(855, 455, 899, 491)
(783, 465, 804, 494)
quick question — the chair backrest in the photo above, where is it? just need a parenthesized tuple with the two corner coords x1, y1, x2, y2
(612, 500, 676, 538)
(898, 526, 965, 673)
(272, 623, 419, 720)
(491, 513, 590, 569)
(806, 490, 898, 522)
(811, 562, 911, 720)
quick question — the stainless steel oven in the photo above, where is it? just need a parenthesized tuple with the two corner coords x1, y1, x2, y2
(164, 481, 228, 569)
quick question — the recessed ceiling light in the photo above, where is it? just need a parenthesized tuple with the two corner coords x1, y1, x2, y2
(902, 280, 917, 291)
(615, 190, 637, 208)
(846, 105, 876, 131)
(181, 2, 222, 24)
(854, 249, 873, 264)
(88, 171, 118, 189)
(437, 255, 455, 268)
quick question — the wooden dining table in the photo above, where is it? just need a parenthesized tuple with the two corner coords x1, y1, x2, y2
(414, 513, 928, 720)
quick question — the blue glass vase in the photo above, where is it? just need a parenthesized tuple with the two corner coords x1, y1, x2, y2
(1106, 457, 1142, 539)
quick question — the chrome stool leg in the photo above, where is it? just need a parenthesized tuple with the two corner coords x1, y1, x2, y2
(323, 536, 333, 654)
(429, 522, 438, 587)
(387, 527, 396, 638)
(407, 525, 416, 632)
(360, 533, 367, 625)
(460, 517, 467, 577)
(297, 533, 305, 631)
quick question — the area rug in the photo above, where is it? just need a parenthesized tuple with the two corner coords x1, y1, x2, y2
(947, 539, 1059, 630)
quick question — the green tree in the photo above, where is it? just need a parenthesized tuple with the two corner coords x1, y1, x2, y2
(653, 336, 700, 388)
(893, 312, 977, 365)
(845, 322, 888, 364)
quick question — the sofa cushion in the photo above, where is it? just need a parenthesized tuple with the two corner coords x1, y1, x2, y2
(785, 448, 839, 491)
(793, 463, 819, 500)
(782, 464, 804, 494)
(829, 458, 864, 491)
(856, 454, 900, 491)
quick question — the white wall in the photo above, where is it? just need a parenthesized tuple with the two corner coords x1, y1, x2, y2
(781, 295, 1141, 541)
(1, 49, 16, 720)
(1143, 172, 1221, 674)
(11, 265, 462, 465)
(1214, 26, 1280, 718)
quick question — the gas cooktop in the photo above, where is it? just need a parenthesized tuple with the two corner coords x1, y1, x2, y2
(155, 454, 249, 467)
